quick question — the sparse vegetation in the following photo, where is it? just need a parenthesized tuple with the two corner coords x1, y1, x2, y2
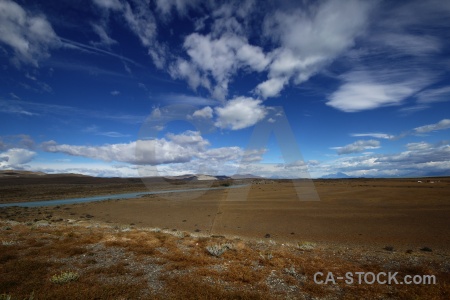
(1, 240, 16, 246)
(50, 271, 79, 284)
(259, 251, 273, 261)
(0, 217, 449, 299)
(297, 241, 316, 251)
(206, 243, 233, 257)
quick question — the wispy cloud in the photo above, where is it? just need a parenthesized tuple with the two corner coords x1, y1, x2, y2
(90, 23, 118, 48)
(351, 133, 394, 140)
(0, 98, 146, 124)
(60, 38, 143, 68)
(83, 125, 131, 138)
(416, 86, 450, 104)
(414, 119, 450, 133)
(0, 0, 60, 66)
(333, 140, 380, 155)
(326, 69, 433, 112)
(256, 0, 373, 99)
(159, 94, 216, 106)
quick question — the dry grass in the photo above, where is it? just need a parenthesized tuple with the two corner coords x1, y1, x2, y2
(0, 218, 449, 299)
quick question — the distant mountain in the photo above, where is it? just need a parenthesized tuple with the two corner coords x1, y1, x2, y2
(0, 170, 46, 177)
(0, 170, 92, 178)
(231, 174, 263, 179)
(321, 172, 351, 179)
(163, 174, 232, 181)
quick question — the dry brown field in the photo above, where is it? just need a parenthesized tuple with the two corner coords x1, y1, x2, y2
(1, 176, 449, 299)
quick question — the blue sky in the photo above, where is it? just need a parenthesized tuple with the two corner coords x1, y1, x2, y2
(1, 0, 450, 178)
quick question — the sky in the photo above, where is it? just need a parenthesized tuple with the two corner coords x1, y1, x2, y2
(0, 0, 450, 178)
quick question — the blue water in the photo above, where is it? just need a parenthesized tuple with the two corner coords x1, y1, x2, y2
(0, 184, 249, 208)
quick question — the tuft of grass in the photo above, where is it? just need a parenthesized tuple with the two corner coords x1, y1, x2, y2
(50, 271, 79, 284)
(259, 251, 273, 261)
(284, 267, 297, 276)
(1, 240, 16, 246)
(297, 241, 316, 251)
(206, 243, 233, 257)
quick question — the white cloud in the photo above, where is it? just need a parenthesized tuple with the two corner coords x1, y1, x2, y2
(373, 33, 441, 57)
(326, 70, 430, 112)
(414, 119, 450, 133)
(39, 130, 268, 176)
(192, 106, 213, 119)
(0, 148, 35, 169)
(42, 131, 208, 165)
(333, 140, 380, 155)
(155, 0, 200, 17)
(317, 140, 450, 178)
(416, 86, 450, 103)
(110, 90, 120, 96)
(0, 0, 59, 66)
(351, 133, 394, 139)
(92, 0, 122, 11)
(122, 1, 156, 47)
(84, 125, 130, 138)
(91, 23, 117, 48)
(256, 77, 287, 99)
(215, 97, 267, 130)
(256, 0, 373, 98)
(171, 33, 268, 100)
(406, 142, 432, 151)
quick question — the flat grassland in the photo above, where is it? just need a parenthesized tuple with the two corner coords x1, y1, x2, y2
(0, 176, 449, 299)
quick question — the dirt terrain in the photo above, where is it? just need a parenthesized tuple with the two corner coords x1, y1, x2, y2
(1, 176, 448, 251)
(1, 175, 449, 299)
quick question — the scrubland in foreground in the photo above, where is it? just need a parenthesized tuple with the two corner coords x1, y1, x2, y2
(0, 218, 449, 299)
(1, 177, 449, 298)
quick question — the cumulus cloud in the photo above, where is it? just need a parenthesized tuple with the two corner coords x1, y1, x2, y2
(214, 97, 267, 130)
(317, 140, 450, 178)
(0, 0, 60, 66)
(192, 106, 213, 119)
(414, 119, 450, 133)
(0, 148, 36, 169)
(170, 33, 269, 100)
(42, 131, 208, 165)
(41, 130, 266, 168)
(334, 140, 380, 155)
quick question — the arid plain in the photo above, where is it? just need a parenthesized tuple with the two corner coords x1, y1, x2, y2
(1, 174, 449, 251)
(1, 173, 449, 299)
